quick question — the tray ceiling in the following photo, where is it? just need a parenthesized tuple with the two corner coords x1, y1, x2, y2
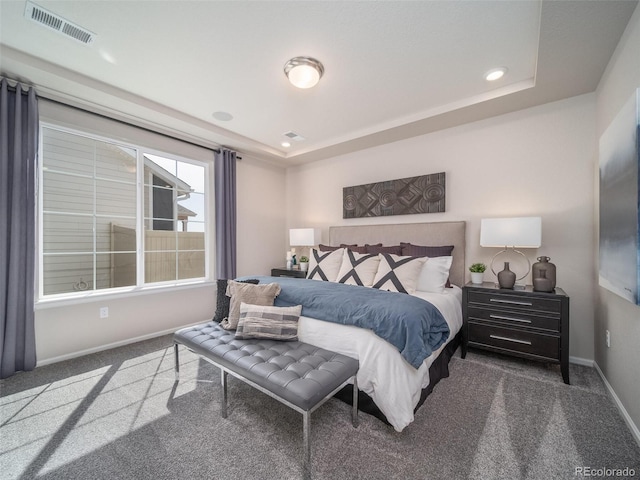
(0, 1, 637, 165)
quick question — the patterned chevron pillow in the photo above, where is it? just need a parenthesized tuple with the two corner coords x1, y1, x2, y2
(235, 303, 302, 341)
(307, 248, 344, 282)
(372, 253, 427, 294)
(336, 250, 381, 287)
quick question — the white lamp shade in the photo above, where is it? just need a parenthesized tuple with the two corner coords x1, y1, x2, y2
(289, 228, 319, 246)
(480, 217, 541, 248)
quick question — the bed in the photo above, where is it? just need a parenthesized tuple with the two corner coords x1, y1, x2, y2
(254, 221, 466, 432)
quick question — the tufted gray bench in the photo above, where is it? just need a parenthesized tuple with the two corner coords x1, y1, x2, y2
(173, 321, 359, 479)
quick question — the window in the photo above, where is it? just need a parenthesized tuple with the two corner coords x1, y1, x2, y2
(142, 154, 206, 284)
(39, 125, 209, 298)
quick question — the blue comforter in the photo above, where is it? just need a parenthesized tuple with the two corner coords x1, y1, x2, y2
(241, 276, 450, 369)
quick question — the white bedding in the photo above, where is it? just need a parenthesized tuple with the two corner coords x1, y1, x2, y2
(297, 285, 462, 432)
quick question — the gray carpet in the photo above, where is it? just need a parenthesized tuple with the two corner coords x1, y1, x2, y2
(1, 335, 639, 480)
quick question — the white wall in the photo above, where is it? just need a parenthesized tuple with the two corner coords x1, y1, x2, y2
(236, 156, 287, 277)
(35, 285, 214, 363)
(286, 93, 597, 361)
(595, 4, 640, 438)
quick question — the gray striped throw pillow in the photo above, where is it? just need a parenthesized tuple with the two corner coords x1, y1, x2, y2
(235, 303, 302, 341)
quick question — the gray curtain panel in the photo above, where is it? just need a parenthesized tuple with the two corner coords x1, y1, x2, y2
(214, 148, 237, 279)
(0, 78, 39, 378)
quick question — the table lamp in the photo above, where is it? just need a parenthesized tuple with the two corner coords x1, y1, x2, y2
(480, 217, 541, 288)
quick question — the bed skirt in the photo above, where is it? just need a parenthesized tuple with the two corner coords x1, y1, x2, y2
(333, 331, 461, 426)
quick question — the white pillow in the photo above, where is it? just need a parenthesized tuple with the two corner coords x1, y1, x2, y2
(372, 254, 427, 294)
(307, 248, 344, 282)
(336, 250, 381, 287)
(416, 256, 453, 294)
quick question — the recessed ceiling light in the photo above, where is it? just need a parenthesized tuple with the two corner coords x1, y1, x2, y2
(281, 141, 291, 148)
(212, 111, 233, 121)
(485, 67, 507, 81)
(99, 49, 116, 65)
(284, 57, 324, 89)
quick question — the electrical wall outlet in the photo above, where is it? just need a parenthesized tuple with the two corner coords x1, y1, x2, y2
(100, 307, 109, 319)
(606, 330, 610, 348)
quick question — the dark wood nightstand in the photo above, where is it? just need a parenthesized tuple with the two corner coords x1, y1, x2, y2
(270, 268, 307, 278)
(462, 282, 570, 384)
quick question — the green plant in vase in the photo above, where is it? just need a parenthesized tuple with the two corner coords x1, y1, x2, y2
(299, 256, 309, 272)
(469, 263, 486, 284)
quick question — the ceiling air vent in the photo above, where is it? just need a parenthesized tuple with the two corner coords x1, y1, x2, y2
(25, 1, 96, 45)
(283, 131, 306, 142)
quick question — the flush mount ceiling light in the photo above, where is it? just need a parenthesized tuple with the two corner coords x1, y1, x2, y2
(485, 67, 508, 81)
(284, 57, 324, 89)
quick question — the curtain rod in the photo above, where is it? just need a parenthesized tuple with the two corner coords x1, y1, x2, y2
(40, 95, 242, 160)
(2, 75, 243, 160)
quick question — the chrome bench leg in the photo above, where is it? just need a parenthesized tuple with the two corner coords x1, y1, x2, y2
(173, 343, 180, 381)
(303, 411, 311, 480)
(221, 370, 228, 418)
(352, 376, 359, 428)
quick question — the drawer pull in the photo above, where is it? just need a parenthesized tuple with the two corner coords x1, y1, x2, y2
(489, 298, 533, 306)
(489, 314, 532, 324)
(489, 335, 532, 345)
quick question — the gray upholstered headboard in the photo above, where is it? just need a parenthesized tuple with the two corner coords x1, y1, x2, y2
(329, 221, 466, 287)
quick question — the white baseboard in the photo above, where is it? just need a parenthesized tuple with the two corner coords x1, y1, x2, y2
(36, 321, 204, 367)
(569, 355, 594, 367)
(594, 361, 640, 449)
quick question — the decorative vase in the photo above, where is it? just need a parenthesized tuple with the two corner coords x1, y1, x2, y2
(300, 262, 309, 272)
(470, 272, 484, 284)
(532, 256, 556, 290)
(497, 262, 516, 289)
(533, 269, 554, 293)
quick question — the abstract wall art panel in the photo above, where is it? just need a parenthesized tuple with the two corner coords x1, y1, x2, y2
(599, 88, 640, 306)
(343, 172, 445, 218)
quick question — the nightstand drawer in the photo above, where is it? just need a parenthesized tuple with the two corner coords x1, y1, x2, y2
(466, 306, 560, 332)
(468, 322, 560, 360)
(467, 290, 562, 314)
